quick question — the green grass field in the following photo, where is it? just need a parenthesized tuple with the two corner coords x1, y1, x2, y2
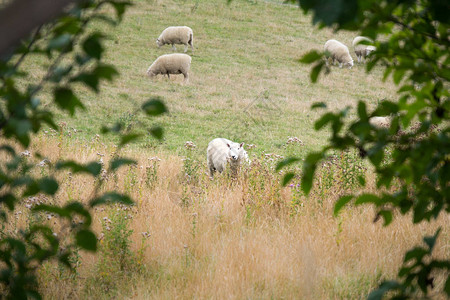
(28, 0, 397, 159)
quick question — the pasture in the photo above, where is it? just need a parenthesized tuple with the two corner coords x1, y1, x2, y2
(8, 0, 449, 298)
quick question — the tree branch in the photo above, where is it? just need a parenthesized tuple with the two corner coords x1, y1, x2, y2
(0, 0, 81, 57)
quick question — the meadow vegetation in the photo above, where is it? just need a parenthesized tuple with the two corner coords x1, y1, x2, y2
(4, 0, 449, 298)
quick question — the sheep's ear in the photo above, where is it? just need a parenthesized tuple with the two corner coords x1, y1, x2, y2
(227, 143, 231, 148)
(240, 142, 244, 148)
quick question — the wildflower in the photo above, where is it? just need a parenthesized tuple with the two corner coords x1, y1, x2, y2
(20, 150, 31, 157)
(141, 232, 151, 238)
(286, 137, 304, 146)
(184, 141, 196, 150)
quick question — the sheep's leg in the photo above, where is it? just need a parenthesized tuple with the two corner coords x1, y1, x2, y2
(339, 62, 343, 68)
(172, 44, 176, 51)
(357, 56, 361, 63)
(183, 72, 189, 84)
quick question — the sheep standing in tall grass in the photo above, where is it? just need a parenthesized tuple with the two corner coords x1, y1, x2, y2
(369, 116, 391, 129)
(324, 39, 354, 69)
(146, 53, 192, 83)
(156, 26, 194, 53)
(207, 138, 249, 178)
(352, 36, 376, 63)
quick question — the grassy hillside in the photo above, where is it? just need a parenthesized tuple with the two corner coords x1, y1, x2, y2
(28, 0, 396, 159)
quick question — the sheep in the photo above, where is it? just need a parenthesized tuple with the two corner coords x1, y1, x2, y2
(369, 116, 391, 129)
(156, 26, 194, 53)
(323, 39, 354, 69)
(352, 36, 376, 63)
(146, 53, 192, 83)
(207, 138, 249, 178)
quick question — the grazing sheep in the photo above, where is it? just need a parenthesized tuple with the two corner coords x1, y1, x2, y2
(156, 26, 194, 53)
(369, 116, 391, 129)
(207, 138, 249, 178)
(324, 39, 354, 69)
(146, 53, 192, 83)
(352, 36, 376, 63)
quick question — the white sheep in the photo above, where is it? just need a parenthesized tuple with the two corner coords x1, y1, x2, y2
(369, 116, 391, 129)
(146, 53, 192, 83)
(207, 138, 249, 178)
(352, 36, 376, 63)
(324, 39, 354, 69)
(156, 26, 194, 53)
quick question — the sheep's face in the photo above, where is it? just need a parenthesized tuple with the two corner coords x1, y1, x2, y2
(365, 46, 376, 57)
(346, 60, 354, 69)
(156, 39, 162, 47)
(147, 69, 156, 78)
(227, 142, 244, 162)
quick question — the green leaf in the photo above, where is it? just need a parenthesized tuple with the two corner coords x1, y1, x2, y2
(301, 152, 323, 194)
(54, 87, 85, 116)
(142, 98, 167, 116)
(315, 112, 335, 130)
(108, 1, 132, 21)
(71, 73, 99, 92)
(0, 193, 17, 210)
(355, 194, 380, 206)
(56, 161, 102, 176)
(94, 64, 118, 81)
(119, 133, 142, 146)
(368, 281, 401, 300)
(423, 228, 441, 251)
(393, 69, 406, 85)
(334, 195, 353, 216)
(282, 173, 295, 186)
(310, 61, 324, 83)
(150, 126, 164, 140)
(299, 50, 322, 63)
(404, 247, 428, 264)
(110, 158, 136, 171)
(33, 204, 70, 218)
(75, 230, 97, 251)
(82, 33, 104, 59)
(90, 192, 133, 207)
(276, 157, 301, 171)
(311, 102, 326, 109)
(445, 276, 450, 296)
(48, 34, 72, 51)
(378, 210, 393, 226)
(39, 178, 59, 195)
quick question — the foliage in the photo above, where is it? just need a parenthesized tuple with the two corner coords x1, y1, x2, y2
(0, 0, 167, 298)
(280, 0, 449, 298)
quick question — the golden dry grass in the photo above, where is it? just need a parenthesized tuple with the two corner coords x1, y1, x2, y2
(5, 134, 448, 299)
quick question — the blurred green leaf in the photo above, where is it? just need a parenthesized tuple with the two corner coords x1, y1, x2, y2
(75, 230, 97, 251)
(82, 33, 104, 59)
(276, 157, 301, 171)
(299, 50, 322, 63)
(110, 158, 136, 171)
(310, 61, 324, 83)
(142, 98, 167, 116)
(119, 133, 142, 146)
(56, 161, 102, 176)
(334, 195, 353, 216)
(90, 192, 133, 207)
(54, 87, 85, 116)
(150, 126, 164, 140)
(38, 178, 59, 195)
(282, 173, 295, 186)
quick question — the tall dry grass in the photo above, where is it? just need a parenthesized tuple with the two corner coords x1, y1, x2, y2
(4, 133, 448, 299)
